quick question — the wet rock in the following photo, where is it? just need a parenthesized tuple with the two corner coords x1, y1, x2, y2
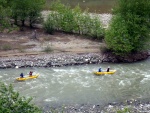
(0, 52, 149, 69)
(41, 100, 150, 113)
(105, 51, 149, 63)
(101, 100, 150, 113)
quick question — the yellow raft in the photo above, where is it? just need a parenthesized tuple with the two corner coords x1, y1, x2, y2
(16, 74, 39, 81)
(93, 70, 116, 75)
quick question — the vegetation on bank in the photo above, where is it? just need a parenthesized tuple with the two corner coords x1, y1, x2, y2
(0, 82, 42, 113)
(105, 0, 150, 55)
(44, 0, 104, 40)
(0, 0, 45, 30)
(0, 0, 12, 31)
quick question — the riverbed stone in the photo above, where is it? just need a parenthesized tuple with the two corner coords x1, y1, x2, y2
(0, 52, 149, 69)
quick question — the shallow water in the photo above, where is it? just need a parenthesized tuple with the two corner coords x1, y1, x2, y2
(0, 58, 150, 107)
(46, 0, 116, 13)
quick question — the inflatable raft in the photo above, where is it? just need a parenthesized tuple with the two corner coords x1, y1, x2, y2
(94, 70, 116, 75)
(16, 74, 39, 81)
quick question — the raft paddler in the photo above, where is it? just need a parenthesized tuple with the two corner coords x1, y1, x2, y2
(98, 67, 102, 72)
(20, 73, 24, 78)
(107, 66, 110, 72)
(29, 71, 33, 76)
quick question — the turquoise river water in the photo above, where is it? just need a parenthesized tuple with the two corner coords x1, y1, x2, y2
(0, 58, 150, 107)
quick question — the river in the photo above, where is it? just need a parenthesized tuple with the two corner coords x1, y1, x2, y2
(46, 0, 116, 13)
(0, 58, 150, 107)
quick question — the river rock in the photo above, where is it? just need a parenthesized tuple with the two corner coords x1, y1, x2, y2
(0, 52, 149, 69)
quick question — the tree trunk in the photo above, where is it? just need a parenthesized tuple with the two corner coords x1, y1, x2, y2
(29, 19, 33, 28)
(21, 20, 25, 26)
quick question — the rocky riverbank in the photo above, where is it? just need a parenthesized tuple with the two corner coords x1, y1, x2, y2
(41, 99, 150, 113)
(0, 52, 149, 69)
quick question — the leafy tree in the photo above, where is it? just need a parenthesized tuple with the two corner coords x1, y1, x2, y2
(11, 0, 29, 26)
(0, 0, 12, 31)
(11, 0, 45, 27)
(105, 0, 150, 55)
(88, 15, 104, 39)
(44, 0, 104, 39)
(0, 0, 7, 7)
(50, 0, 76, 33)
(43, 12, 56, 34)
(0, 82, 42, 113)
(28, 0, 45, 28)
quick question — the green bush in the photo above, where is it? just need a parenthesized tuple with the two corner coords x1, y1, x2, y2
(28, 0, 45, 28)
(88, 15, 104, 39)
(75, 13, 104, 39)
(0, 0, 45, 31)
(0, 82, 41, 113)
(11, 0, 45, 27)
(0, 1, 12, 32)
(43, 10, 64, 34)
(1, 44, 12, 51)
(105, 15, 133, 55)
(44, 0, 104, 40)
(117, 108, 131, 113)
(43, 13, 55, 34)
(48, 0, 78, 33)
(105, 0, 150, 55)
(43, 45, 53, 53)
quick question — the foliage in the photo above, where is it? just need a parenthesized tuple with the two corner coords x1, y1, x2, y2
(0, 44, 12, 51)
(87, 15, 104, 39)
(27, 0, 45, 28)
(117, 108, 131, 113)
(105, 15, 133, 54)
(0, 82, 42, 113)
(43, 12, 56, 34)
(43, 45, 53, 53)
(10, 0, 28, 26)
(105, 0, 150, 55)
(10, 0, 45, 27)
(48, 0, 77, 33)
(0, 0, 45, 30)
(44, 0, 104, 40)
(0, 0, 12, 32)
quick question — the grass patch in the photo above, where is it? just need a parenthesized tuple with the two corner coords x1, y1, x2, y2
(43, 46, 53, 53)
(0, 44, 12, 51)
(18, 47, 25, 53)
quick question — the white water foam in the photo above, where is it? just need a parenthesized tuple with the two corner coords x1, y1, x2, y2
(141, 74, 150, 83)
(45, 97, 58, 102)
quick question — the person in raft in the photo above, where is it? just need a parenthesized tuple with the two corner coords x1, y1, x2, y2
(29, 71, 33, 76)
(107, 66, 110, 72)
(20, 73, 24, 78)
(98, 67, 102, 72)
